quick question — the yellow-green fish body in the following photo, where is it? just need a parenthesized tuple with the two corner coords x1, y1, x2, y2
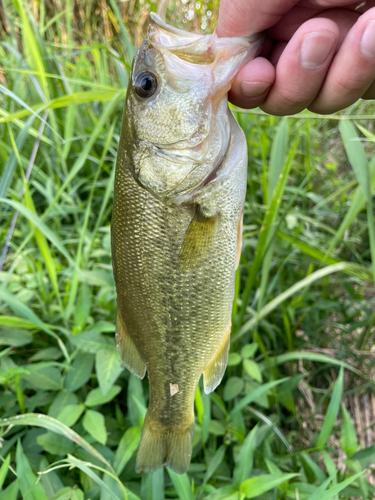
(111, 14, 262, 474)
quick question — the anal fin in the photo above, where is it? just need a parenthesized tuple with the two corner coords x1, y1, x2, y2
(203, 324, 231, 394)
(179, 206, 218, 268)
(116, 313, 146, 379)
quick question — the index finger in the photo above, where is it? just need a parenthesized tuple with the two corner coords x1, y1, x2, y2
(215, 0, 300, 37)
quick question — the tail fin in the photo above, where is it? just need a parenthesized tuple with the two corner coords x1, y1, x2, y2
(135, 417, 194, 474)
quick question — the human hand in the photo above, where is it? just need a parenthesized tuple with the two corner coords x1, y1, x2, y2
(216, 0, 375, 115)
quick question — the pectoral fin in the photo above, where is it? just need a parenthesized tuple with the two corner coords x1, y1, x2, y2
(203, 325, 231, 394)
(116, 313, 146, 379)
(179, 206, 217, 268)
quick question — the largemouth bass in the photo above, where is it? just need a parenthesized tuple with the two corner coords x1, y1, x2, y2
(111, 13, 263, 474)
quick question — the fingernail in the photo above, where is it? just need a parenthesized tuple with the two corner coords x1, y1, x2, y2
(300, 32, 336, 70)
(241, 81, 270, 97)
(361, 21, 375, 59)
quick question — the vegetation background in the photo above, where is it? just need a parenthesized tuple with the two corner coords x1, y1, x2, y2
(1, 0, 375, 498)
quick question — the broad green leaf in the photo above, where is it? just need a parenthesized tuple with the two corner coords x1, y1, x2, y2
(351, 445, 375, 467)
(203, 445, 226, 483)
(204, 485, 238, 500)
(140, 469, 165, 500)
(0, 414, 112, 469)
(83, 410, 107, 445)
(57, 404, 85, 427)
(209, 420, 225, 436)
(69, 330, 112, 353)
(230, 378, 288, 417)
(95, 346, 123, 395)
(233, 424, 258, 486)
(113, 427, 141, 475)
(243, 359, 262, 382)
(30, 347, 61, 361)
(167, 470, 194, 500)
(73, 283, 90, 332)
(0, 480, 19, 500)
(25, 366, 62, 391)
(37, 432, 75, 455)
(65, 352, 94, 392)
(223, 377, 244, 401)
(241, 344, 258, 359)
(341, 404, 359, 457)
(0, 328, 32, 346)
(0, 454, 10, 489)
(308, 471, 364, 500)
(195, 384, 204, 425)
(300, 454, 326, 483)
(317, 368, 344, 449)
(16, 440, 48, 500)
(85, 385, 121, 407)
(128, 374, 147, 426)
(49, 392, 78, 418)
(53, 487, 84, 500)
(227, 353, 242, 366)
(0, 316, 37, 329)
(240, 473, 298, 498)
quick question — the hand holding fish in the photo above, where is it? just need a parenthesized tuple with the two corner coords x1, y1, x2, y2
(216, 0, 375, 115)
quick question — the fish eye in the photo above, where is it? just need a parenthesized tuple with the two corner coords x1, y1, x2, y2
(134, 71, 158, 98)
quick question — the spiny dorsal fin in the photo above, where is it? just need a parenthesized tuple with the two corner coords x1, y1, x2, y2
(179, 206, 218, 269)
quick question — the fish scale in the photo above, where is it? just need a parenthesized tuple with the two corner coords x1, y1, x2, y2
(111, 13, 263, 474)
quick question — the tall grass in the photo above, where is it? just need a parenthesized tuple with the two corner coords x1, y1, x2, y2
(1, 1, 375, 499)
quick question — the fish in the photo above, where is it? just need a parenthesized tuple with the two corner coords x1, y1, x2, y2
(111, 13, 263, 475)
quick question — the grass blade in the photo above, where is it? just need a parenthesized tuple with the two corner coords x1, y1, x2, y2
(167, 470, 194, 500)
(317, 368, 344, 449)
(233, 262, 372, 342)
(0, 413, 113, 470)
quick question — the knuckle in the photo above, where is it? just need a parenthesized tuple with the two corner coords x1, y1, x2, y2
(334, 73, 365, 94)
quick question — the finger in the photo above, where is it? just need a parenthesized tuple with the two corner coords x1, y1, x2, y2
(228, 57, 275, 108)
(259, 18, 339, 116)
(215, 0, 299, 37)
(305, 0, 375, 10)
(309, 7, 375, 113)
(269, 6, 359, 41)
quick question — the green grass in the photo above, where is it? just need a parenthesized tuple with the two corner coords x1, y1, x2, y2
(1, 1, 375, 499)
